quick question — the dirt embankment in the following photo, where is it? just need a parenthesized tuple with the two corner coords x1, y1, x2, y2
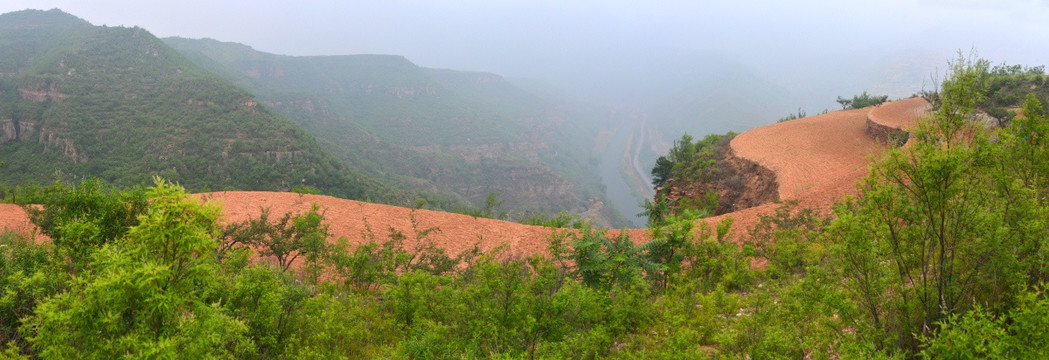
(712, 146, 779, 214)
(705, 98, 931, 240)
(708, 105, 886, 239)
(0, 204, 44, 239)
(731, 107, 883, 201)
(0, 192, 650, 258)
(197, 192, 651, 258)
(656, 137, 778, 217)
(865, 97, 930, 145)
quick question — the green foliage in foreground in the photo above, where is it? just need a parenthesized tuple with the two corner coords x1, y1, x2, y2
(4, 56, 1049, 359)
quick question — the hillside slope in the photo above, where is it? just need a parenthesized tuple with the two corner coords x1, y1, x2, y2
(199, 191, 647, 258)
(163, 37, 617, 223)
(0, 9, 408, 203)
(731, 108, 881, 200)
(711, 98, 931, 235)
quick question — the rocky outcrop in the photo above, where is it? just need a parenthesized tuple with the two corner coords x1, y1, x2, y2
(713, 147, 779, 214)
(658, 145, 779, 216)
(239, 99, 258, 110)
(38, 127, 86, 163)
(865, 97, 930, 146)
(232, 150, 306, 163)
(1, 118, 36, 144)
(266, 98, 320, 114)
(261, 150, 304, 162)
(18, 78, 70, 102)
(865, 116, 909, 146)
(386, 86, 435, 98)
(2, 118, 85, 163)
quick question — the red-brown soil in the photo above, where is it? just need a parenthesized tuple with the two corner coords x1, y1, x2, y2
(868, 97, 930, 130)
(0, 99, 930, 260)
(0, 204, 44, 239)
(195, 191, 651, 258)
(731, 107, 883, 201)
(865, 97, 931, 145)
(711, 99, 928, 239)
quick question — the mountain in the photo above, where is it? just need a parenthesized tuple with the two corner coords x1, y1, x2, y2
(163, 37, 622, 224)
(0, 9, 415, 204)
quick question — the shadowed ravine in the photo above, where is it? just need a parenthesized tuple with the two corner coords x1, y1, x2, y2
(599, 117, 648, 228)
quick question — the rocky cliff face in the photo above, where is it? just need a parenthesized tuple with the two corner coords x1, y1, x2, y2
(656, 143, 779, 217)
(18, 78, 69, 102)
(38, 127, 86, 163)
(864, 116, 909, 146)
(1, 118, 85, 163)
(711, 147, 778, 214)
(0, 118, 31, 143)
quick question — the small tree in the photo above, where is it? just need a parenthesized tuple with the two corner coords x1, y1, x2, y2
(548, 226, 657, 291)
(224, 204, 330, 273)
(830, 54, 1042, 354)
(836, 91, 889, 109)
(836, 96, 853, 110)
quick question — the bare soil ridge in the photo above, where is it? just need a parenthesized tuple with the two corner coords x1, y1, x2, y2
(865, 97, 931, 145)
(713, 98, 929, 237)
(731, 107, 882, 201)
(195, 192, 650, 258)
(0, 204, 42, 238)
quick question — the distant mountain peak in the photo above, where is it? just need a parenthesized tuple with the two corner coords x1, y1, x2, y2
(0, 8, 91, 28)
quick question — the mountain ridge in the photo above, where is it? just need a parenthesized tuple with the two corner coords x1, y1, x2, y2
(0, 9, 421, 205)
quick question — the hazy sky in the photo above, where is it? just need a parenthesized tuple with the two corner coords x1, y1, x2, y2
(2, 1, 1047, 108)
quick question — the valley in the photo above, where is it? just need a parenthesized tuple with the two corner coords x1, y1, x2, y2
(597, 113, 648, 227)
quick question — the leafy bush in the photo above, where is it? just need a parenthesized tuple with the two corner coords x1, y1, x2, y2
(836, 91, 889, 109)
(518, 210, 590, 229)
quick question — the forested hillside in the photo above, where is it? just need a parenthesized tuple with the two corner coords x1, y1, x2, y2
(0, 9, 416, 204)
(163, 37, 619, 223)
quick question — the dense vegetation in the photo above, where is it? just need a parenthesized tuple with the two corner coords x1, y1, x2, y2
(967, 62, 1046, 127)
(0, 9, 444, 207)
